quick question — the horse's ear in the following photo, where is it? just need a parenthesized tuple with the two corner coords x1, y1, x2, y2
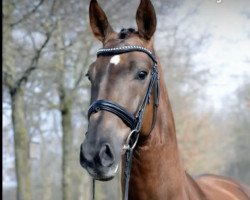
(136, 0, 157, 40)
(89, 0, 114, 42)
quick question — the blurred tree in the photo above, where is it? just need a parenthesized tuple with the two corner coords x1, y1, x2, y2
(3, 1, 53, 199)
(224, 77, 250, 184)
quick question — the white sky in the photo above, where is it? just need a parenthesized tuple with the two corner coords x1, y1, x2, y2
(181, 0, 250, 109)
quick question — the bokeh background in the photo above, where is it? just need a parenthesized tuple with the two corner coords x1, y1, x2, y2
(2, 0, 250, 199)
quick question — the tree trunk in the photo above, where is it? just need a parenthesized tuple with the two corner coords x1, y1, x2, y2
(4, 3, 32, 199)
(54, 19, 74, 199)
(40, 139, 53, 200)
(11, 88, 32, 200)
(60, 90, 73, 200)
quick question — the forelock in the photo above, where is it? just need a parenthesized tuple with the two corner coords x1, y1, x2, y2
(118, 28, 137, 39)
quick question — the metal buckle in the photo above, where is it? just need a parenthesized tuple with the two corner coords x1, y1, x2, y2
(123, 129, 140, 150)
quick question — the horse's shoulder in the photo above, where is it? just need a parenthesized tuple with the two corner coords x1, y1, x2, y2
(194, 173, 250, 199)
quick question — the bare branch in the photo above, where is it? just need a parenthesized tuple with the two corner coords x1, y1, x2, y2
(10, 0, 45, 27)
(11, 29, 54, 95)
(28, 31, 38, 51)
(73, 40, 94, 90)
(3, 67, 14, 88)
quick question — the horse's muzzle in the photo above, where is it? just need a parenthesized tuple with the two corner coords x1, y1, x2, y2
(80, 142, 118, 181)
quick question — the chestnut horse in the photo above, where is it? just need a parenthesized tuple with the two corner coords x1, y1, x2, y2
(80, 0, 250, 199)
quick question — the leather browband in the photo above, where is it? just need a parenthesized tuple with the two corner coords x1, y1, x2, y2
(97, 45, 157, 64)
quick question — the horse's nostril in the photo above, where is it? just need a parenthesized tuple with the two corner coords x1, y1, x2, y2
(98, 143, 115, 167)
(80, 144, 86, 167)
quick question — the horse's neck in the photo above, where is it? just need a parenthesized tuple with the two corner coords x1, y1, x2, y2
(126, 67, 191, 199)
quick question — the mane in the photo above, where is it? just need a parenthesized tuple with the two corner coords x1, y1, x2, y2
(118, 28, 138, 39)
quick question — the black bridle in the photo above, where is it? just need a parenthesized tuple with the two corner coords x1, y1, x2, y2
(87, 45, 160, 200)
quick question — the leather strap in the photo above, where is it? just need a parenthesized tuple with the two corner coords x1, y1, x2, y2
(97, 45, 157, 64)
(88, 100, 137, 129)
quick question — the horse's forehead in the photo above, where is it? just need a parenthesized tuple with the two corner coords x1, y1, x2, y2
(104, 32, 144, 48)
(94, 54, 126, 74)
(95, 51, 149, 71)
(92, 34, 152, 73)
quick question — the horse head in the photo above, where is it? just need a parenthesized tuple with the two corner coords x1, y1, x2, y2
(80, 0, 158, 181)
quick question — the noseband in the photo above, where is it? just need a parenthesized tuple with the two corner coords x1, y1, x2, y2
(87, 45, 160, 200)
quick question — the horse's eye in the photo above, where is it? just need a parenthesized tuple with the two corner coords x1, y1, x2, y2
(136, 71, 148, 80)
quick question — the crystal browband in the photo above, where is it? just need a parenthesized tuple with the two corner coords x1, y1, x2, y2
(97, 45, 157, 64)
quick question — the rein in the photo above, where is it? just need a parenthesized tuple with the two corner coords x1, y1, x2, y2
(87, 45, 160, 200)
